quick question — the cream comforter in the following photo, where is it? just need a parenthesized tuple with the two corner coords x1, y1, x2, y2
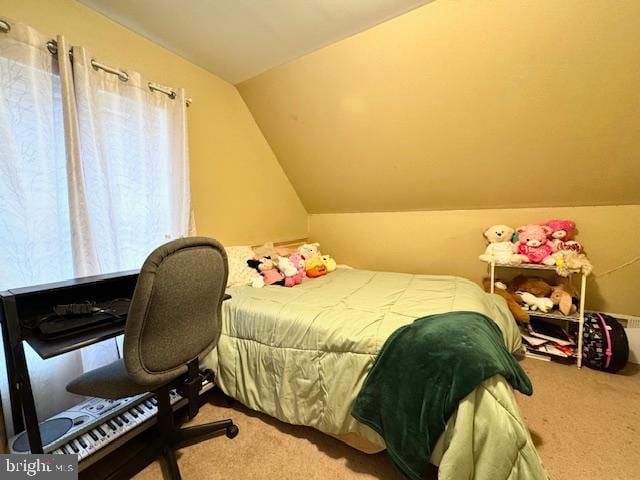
(204, 268, 548, 479)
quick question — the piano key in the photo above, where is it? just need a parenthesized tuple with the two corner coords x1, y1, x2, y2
(135, 406, 144, 415)
(113, 416, 123, 427)
(96, 426, 107, 437)
(129, 408, 139, 418)
(88, 430, 99, 441)
(77, 436, 87, 449)
(81, 433, 95, 450)
(144, 400, 154, 409)
(122, 411, 138, 424)
(61, 445, 71, 455)
(151, 398, 158, 406)
(107, 420, 117, 431)
(54, 449, 63, 455)
(68, 441, 79, 454)
(78, 448, 90, 461)
(120, 414, 129, 424)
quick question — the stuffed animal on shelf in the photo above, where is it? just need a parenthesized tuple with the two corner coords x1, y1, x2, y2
(517, 291, 554, 313)
(550, 284, 577, 316)
(320, 254, 337, 272)
(482, 278, 529, 324)
(509, 275, 579, 315)
(479, 225, 527, 265)
(544, 219, 582, 253)
(510, 275, 553, 298)
(305, 257, 328, 278)
(554, 250, 593, 277)
(515, 224, 556, 265)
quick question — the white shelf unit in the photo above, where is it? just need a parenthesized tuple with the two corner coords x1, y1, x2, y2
(488, 261, 587, 368)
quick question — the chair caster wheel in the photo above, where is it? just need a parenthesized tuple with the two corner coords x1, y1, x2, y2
(225, 424, 239, 439)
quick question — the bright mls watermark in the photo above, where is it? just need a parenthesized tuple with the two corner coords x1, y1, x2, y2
(1, 454, 77, 479)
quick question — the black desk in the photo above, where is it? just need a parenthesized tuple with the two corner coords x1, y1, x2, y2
(0, 270, 232, 457)
(0, 270, 139, 453)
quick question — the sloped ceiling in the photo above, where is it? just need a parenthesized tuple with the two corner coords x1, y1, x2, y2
(78, 0, 433, 84)
(238, 0, 640, 214)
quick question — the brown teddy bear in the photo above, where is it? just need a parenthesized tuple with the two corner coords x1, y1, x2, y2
(510, 275, 577, 316)
(482, 278, 529, 325)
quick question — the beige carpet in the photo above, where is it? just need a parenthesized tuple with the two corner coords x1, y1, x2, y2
(135, 359, 639, 480)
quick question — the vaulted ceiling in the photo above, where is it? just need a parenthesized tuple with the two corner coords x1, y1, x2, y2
(238, 0, 640, 213)
(79, 0, 640, 215)
(78, 0, 432, 84)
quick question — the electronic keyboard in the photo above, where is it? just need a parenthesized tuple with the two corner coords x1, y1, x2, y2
(9, 374, 214, 471)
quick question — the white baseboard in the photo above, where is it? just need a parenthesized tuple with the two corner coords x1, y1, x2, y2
(600, 312, 640, 365)
(625, 328, 640, 364)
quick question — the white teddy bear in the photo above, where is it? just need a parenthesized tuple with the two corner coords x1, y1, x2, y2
(479, 224, 527, 265)
(297, 242, 321, 259)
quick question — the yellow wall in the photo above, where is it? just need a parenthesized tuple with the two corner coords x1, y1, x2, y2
(310, 206, 640, 315)
(239, 0, 640, 213)
(0, 0, 307, 245)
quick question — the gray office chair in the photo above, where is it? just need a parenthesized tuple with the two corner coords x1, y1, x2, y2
(66, 237, 238, 479)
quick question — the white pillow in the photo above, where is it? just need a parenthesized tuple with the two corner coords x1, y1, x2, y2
(225, 246, 259, 287)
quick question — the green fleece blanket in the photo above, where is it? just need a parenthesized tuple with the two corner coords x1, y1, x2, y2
(352, 311, 533, 480)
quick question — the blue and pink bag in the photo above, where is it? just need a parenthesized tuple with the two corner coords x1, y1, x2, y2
(582, 312, 629, 373)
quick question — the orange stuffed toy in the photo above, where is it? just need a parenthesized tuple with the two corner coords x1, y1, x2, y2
(305, 257, 328, 278)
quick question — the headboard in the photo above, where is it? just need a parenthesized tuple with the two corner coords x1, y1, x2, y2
(252, 238, 308, 256)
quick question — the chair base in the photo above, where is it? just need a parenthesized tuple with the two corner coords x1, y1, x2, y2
(155, 379, 239, 480)
(159, 419, 239, 480)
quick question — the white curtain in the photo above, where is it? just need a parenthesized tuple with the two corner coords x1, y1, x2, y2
(0, 19, 191, 440)
(59, 41, 191, 275)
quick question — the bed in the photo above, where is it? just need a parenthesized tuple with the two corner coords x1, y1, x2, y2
(203, 267, 548, 479)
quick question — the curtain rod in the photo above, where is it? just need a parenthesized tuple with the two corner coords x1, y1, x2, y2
(44, 38, 192, 107)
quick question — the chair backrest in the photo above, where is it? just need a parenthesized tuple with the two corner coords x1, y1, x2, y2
(123, 237, 228, 386)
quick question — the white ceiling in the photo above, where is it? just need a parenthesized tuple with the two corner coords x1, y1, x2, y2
(79, 0, 432, 84)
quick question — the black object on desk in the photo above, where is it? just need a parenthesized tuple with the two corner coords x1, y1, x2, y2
(0, 270, 139, 453)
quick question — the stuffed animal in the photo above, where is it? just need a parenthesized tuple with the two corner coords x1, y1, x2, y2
(550, 285, 577, 316)
(276, 256, 297, 277)
(298, 243, 321, 260)
(544, 219, 582, 252)
(479, 225, 526, 265)
(554, 250, 593, 277)
(305, 257, 328, 278)
(482, 278, 529, 324)
(515, 224, 556, 265)
(320, 254, 337, 272)
(276, 256, 303, 287)
(288, 252, 305, 270)
(288, 252, 307, 277)
(247, 257, 284, 286)
(252, 242, 280, 260)
(510, 275, 578, 315)
(510, 275, 553, 298)
(517, 291, 554, 313)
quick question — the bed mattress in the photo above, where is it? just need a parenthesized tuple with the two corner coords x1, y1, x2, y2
(204, 268, 547, 479)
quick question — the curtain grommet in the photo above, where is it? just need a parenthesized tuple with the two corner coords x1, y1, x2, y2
(46, 40, 58, 55)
